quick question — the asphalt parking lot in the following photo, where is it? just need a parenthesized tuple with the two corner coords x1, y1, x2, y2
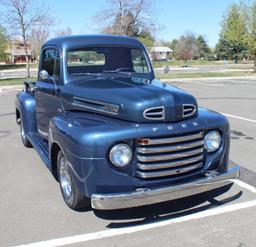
(0, 77, 256, 247)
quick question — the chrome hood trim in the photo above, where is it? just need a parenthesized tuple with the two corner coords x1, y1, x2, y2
(72, 96, 119, 115)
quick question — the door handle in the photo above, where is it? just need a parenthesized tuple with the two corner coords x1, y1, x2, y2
(50, 88, 60, 95)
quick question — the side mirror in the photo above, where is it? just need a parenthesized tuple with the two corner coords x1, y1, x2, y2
(39, 70, 50, 80)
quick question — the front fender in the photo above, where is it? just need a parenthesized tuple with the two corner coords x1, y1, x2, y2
(49, 112, 140, 158)
(16, 91, 37, 134)
(49, 111, 140, 195)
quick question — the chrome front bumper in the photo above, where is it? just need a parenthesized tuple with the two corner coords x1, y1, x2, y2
(91, 165, 240, 210)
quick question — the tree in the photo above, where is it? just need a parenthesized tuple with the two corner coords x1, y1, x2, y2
(169, 39, 178, 51)
(55, 27, 73, 37)
(0, 25, 8, 61)
(215, 36, 232, 60)
(168, 39, 178, 59)
(216, 3, 248, 63)
(138, 29, 154, 50)
(196, 35, 210, 59)
(94, 0, 152, 37)
(215, 36, 247, 62)
(245, 1, 256, 71)
(175, 33, 199, 65)
(1, 0, 54, 77)
(30, 28, 49, 62)
(139, 36, 153, 51)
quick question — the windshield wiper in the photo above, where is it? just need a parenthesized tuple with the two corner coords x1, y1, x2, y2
(103, 67, 135, 74)
(71, 72, 102, 77)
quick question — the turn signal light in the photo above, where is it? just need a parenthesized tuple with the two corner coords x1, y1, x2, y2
(137, 139, 150, 145)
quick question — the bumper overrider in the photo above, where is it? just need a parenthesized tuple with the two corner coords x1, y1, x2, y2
(91, 165, 240, 210)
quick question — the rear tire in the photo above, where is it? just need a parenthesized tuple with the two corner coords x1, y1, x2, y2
(19, 117, 32, 148)
(57, 150, 91, 210)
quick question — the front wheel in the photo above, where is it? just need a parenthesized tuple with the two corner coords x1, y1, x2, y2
(19, 117, 32, 148)
(57, 150, 91, 210)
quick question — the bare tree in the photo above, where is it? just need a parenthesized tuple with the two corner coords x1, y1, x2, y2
(55, 27, 73, 37)
(1, 0, 54, 77)
(175, 33, 199, 66)
(0, 25, 8, 61)
(31, 28, 49, 62)
(94, 0, 152, 37)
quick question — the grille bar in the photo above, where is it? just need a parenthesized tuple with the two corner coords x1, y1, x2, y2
(137, 140, 204, 154)
(137, 155, 204, 171)
(138, 132, 203, 146)
(137, 147, 204, 162)
(136, 162, 203, 179)
(136, 131, 205, 179)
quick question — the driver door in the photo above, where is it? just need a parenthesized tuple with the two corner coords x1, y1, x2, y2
(35, 47, 61, 139)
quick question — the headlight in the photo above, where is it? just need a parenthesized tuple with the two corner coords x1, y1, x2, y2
(109, 143, 132, 167)
(204, 131, 221, 152)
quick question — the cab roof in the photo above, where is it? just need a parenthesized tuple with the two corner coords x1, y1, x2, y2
(43, 34, 144, 50)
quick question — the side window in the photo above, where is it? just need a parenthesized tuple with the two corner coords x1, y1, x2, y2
(131, 49, 149, 73)
(41, 49, 60, 78)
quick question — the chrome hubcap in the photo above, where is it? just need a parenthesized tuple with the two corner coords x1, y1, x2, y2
(59, 156, 72, 199)
(20, 122, 25, 140)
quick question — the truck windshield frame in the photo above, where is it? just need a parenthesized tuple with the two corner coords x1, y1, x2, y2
(66, 46, 152, 77)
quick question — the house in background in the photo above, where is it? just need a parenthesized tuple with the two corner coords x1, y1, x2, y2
(150, 46, 173, 60)
(5, 40, 33, 64)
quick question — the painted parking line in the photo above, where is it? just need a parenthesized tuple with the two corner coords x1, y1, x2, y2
(198, 83, 224, 87)
(173, 81, 224, 87)
(221, 113, 256, 124)
(188, 81, 225, 86)
(12, 180, 256, 247)
(234, 179, 256, 194)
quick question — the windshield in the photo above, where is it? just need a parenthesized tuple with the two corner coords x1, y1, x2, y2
(67, 47, 150, 76)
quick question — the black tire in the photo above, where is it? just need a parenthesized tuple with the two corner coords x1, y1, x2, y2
(57, 150, 91, 210)
(20, 117, 32, 148)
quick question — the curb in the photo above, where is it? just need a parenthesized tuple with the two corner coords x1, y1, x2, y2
(161, 75, 256, 82)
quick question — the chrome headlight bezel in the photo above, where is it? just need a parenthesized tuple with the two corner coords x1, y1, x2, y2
(109, 143, 132, 168)
(204, 130, 221, 152)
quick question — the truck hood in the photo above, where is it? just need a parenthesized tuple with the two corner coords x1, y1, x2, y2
(62, 76, 198, 123)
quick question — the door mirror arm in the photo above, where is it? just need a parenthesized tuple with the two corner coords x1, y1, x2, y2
(39, 70, 59, 94)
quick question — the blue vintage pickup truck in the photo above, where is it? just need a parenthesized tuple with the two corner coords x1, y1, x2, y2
(16, 35, 240, 210)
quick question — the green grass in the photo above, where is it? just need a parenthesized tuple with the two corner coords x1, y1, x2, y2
(0, 77, 36, 86)
(155, 71, 256, 79)
(0, 64, 38, 70)
(152, 60, 254, 68)
(153, 60, 223, 68)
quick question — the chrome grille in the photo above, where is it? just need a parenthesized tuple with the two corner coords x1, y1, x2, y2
(136, 131, 204, 179)
(143, 106, 165, 120)
(183, 104, 196, 118)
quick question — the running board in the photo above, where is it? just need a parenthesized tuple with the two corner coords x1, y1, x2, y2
(27, 132, 51, 170)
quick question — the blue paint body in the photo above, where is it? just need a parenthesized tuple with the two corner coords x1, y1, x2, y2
(16, 35, 230, 199)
